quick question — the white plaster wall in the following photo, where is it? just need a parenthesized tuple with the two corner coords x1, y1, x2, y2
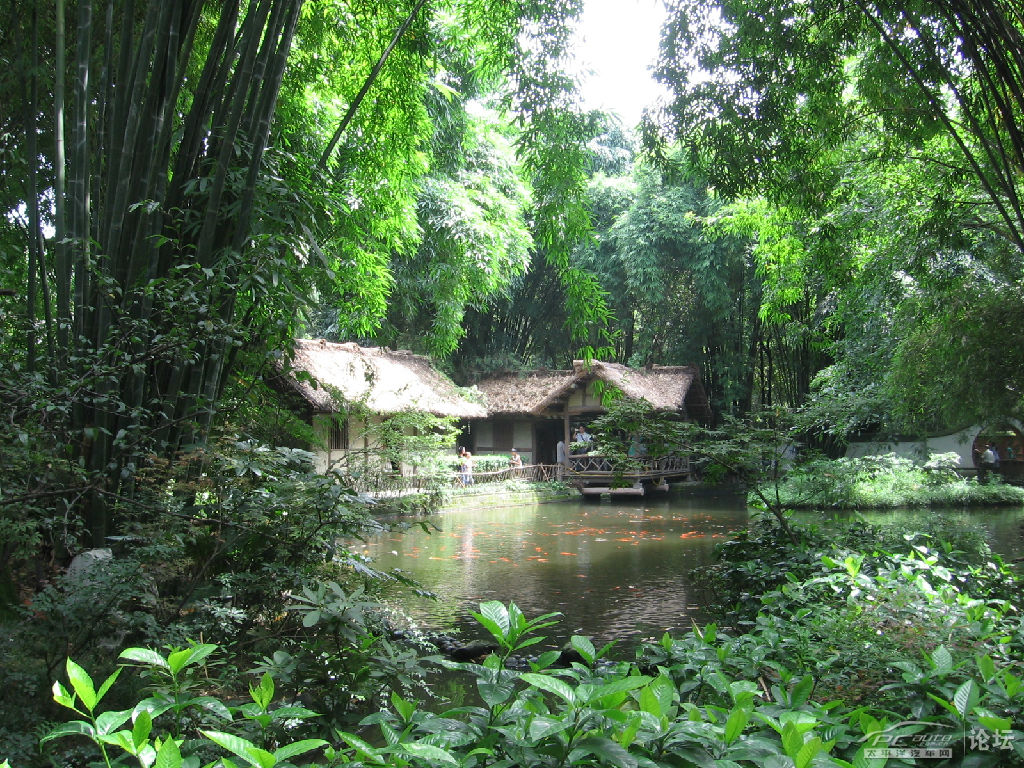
(844, 423, 1024, 466)
(845, 429, 975, 465)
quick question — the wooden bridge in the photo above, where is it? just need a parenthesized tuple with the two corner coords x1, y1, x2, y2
(347, 455, 693, 499)
(564, 455, 694, 497)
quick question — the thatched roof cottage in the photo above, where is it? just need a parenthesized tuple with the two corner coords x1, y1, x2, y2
(467, 360, 711, 465)
(273, 341, 711, 474)
(270, 338, 485, 472)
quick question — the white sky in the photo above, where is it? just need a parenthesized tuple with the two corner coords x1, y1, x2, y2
(570, 0, 668, 128)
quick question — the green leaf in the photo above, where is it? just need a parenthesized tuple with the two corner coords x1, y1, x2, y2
(133, 710, 153, 751)
(521, 672, 577, 705)
(119, 648, 170, 670)
(976, 655, 997, 682)
(95, 708, 132, 736)
(953, 679, 978, 718)
(267, 705, 318, 721)
(570, 635, 596, 664)
(795, 736, 823, 768)
(790, 675, 814, 706)
(474, 601, 510, 640)
(514, 636, 546, 651)
(51, 680, 76, 710)
(782, 721, 805, 758)
(591, 676, 652, 703)
(66, 658, 98, 712)
(779, 711, 817, 733)
(133, 696, 176, 721)
(96, 668, 123, 703)
(930, 645, 954, 673)
(568, 736, 637, 768)
(250, 673, 274, 710)
(618, 714, 642, 749)
(154, 736, 182, 768)
(534, 650, 561, 670)
(273, 739, 330, 762)
(391, 691, 416, 722)
(724, 706, 751, 744)
(201, 730, 275, 768)
(99, 731, 137, 753)
(977, 715, 1013, 732)
(647, 675, 677, 717)
(335, 731, 385, 764)
(191, 695, 234, 721)
(507, 602, 527, 635)
(529, 716, 570, 741)
(396, 741, 459, 765)
(1003, 670, 1022, 697)
(40, 720, 96, 745)
(926, 692, 961, 718)
(167, 643, 217, 676)
(477, 679, 515, 708)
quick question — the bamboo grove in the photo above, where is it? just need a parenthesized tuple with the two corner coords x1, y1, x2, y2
(1, 0, 599, 544)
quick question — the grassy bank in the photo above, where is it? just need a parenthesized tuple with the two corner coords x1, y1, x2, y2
(763, 452, 1024, 509)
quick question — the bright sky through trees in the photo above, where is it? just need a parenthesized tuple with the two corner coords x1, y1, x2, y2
(571, 0, 668, 127)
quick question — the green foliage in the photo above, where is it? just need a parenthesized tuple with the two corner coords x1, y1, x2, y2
(0, 438, 428, 765)
(27, 534, 1024, 767)
(770, 453, 1024, 509)
(41, 645, 327, 768)
(380, 104, 534, 357)
(648, 0, 1024, 433)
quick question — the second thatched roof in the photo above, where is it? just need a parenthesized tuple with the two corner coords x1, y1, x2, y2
(474, 360, 712, 421)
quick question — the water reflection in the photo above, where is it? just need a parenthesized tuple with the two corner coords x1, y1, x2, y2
(359, 494, 1024, 650)
(359, 493, 749, 648)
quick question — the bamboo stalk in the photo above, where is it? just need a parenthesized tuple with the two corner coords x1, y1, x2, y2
(54, 0, 70, 357)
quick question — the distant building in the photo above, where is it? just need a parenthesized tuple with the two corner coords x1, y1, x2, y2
(268, 339, 485, 473)
(465, 360, 711, 465)
(271, 343, 712, 480)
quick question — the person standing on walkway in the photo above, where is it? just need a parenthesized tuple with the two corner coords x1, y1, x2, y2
(979, 443, 996, 483)
(460, 449, 475, 485)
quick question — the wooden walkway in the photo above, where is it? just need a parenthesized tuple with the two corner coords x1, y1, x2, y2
(353, 458, 692, 499)
(565, 455, 693, 497)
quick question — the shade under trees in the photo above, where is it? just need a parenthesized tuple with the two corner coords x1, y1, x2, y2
(1, 0, 605, 544)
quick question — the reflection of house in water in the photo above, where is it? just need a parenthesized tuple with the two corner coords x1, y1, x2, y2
(269, 339, 485, 473)
(465, 360, 712, 466)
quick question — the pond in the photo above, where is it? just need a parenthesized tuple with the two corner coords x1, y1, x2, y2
(357, 492, 1024, 651)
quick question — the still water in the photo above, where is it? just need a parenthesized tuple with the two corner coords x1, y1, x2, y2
(360, 492, 749, 649)
(358, 493, 1024, 650)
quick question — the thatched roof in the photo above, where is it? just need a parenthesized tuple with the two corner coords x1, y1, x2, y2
(273, 339, 486, 418)
(474, 360, 712, 421)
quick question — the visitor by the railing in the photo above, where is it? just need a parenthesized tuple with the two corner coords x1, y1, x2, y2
(570, 425, 593, 456)
(458, 446, 474, 485)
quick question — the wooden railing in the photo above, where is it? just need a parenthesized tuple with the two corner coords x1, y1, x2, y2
(340, 463, 565, 496)
(452, 463, 563, 487)
(565, 454, 691, 476)
(332, 452, 692, 496)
